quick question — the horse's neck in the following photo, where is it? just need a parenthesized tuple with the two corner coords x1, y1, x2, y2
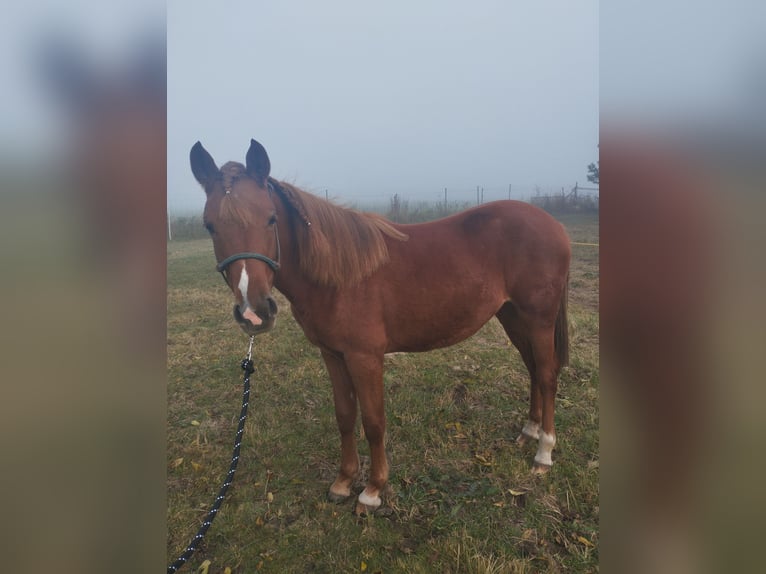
(271, 195, 314, 305)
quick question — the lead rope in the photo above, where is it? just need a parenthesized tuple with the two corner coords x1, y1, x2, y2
(168, 336, 256, 574)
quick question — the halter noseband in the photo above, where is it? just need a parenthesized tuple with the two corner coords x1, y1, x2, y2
(215, 182, 281, 284)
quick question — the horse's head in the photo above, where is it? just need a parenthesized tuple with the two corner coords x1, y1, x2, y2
(190, 139, 280, 335)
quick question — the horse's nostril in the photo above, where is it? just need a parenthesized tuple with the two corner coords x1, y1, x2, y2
(267, 297, 278, 316)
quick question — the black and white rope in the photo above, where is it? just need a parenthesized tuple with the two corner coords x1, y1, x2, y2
(168, 337, 256, 573)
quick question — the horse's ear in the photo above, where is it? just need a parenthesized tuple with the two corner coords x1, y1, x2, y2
(190, 141, 219, 189)
(246, 139, 271, 185)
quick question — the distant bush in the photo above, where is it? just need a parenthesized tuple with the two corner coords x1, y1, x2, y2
(384, 194, 475, 223)
(168, 216, 208, 241)
(530, 193, 599, 215)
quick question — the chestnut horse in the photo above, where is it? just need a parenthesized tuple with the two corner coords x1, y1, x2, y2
(190, 139, 570, 513)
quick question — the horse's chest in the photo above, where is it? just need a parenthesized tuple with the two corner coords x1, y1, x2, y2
(289, 303, 323, 344)
(289, 296, 386, 352)
(289, 302, 344, 345)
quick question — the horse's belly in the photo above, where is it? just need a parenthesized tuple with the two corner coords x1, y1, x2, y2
(385, 303, 500, 353)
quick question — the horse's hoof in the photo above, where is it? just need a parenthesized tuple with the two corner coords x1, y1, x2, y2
(354, 501, 379, 517)
(354, 489, 382, 516)
(531, 462, 551, 475)
(516, 433, 531, 446)
(327, 490, 351, 504)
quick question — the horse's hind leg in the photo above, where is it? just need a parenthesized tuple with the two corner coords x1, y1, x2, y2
(497, 303, 542, 445)
(496, 303, 559, 472)
(321, 351, 360, 502)
(527, 326, 560, 473)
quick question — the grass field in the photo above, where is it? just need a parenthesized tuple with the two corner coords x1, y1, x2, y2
(167, 212, 599, 573)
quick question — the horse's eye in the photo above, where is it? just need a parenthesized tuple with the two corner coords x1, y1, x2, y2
(268, 214, 277, 226)
(204, 222, 215, 234)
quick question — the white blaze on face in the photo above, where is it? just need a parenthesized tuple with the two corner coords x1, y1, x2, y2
(237, 264, 249, 302)
(237, 265, 263, 326)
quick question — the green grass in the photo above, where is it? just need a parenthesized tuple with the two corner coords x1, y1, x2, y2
(167, 214, 599, 573)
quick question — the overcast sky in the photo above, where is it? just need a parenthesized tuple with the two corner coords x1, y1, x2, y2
(167, 1, 599, 214)
(4, 1, 764, 216)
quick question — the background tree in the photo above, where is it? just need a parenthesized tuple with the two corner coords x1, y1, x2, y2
(586, 161, 599, 184)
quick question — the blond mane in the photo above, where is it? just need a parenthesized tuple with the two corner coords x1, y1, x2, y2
(270, 179, 408, 286)
(207, 163, 407, 286)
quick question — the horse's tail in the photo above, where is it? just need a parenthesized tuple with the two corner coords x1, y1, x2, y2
(555, 275, 569, 368)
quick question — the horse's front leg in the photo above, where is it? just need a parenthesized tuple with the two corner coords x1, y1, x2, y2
(343, 351, 388, 514)
(321, 350, 360, 502)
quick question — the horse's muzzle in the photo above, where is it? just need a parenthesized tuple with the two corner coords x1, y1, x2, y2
(233, 297, 278, 335)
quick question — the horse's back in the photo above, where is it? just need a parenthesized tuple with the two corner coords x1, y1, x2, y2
(372, 201, 569, 352)
(390, 200, 569, 274)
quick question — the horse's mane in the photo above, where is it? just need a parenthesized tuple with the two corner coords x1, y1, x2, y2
(268, 178, 408, 287)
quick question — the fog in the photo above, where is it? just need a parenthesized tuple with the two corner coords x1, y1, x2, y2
(167, 1, 599, 214)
